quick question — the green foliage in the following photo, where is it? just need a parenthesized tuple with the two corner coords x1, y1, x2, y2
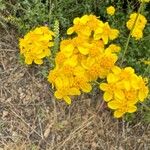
(0, 0, 6, 11)
(0, 0, 6, 28)
(53, 19, 60, 55)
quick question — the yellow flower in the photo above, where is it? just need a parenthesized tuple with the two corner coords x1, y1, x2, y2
(105, 44, 121, 53)
(106, 6, 115, 16)
(127, 13, 147, 30)
(81, 56, 96, 70)
(100, 73, 121, 101)
(137, 76, 149, 101)
(54, 76, 81, 104)
(131, 28, 143, 40)
(67, 15, 102, 37)
(126, 13, 147, 40)
(98, 51, 118, 78)
(19, 26, 54, 65)
(54, 87, 80, 104)
(94, 22, 119, 44)
(108, 99, 137, 118)
(99, 66, 149, 118)
(72, 37, 92, 55)
(67, 14, 119, 44)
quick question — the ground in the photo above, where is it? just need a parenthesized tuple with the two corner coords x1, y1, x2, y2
(0, 29, 150, 150)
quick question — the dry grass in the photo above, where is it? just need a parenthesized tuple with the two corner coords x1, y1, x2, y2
(0, 29, 150, 150)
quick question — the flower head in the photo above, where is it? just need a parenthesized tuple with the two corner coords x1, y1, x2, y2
(100, 66, 149, 118)
(67, 15, 119, 44)
(126, 13, 147, 40)
(19, 26, 54, 64)
(94, 22, 119, 44)
(106, 6, 115, 16)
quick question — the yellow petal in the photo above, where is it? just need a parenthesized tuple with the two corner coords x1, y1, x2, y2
(109, 29, 119, 40)
(102, 35, 108, 44)
(74, 66, 85, 76)
(138, 90, 147, 102)
(111, 66, 121, 74)
(93, 34, 101, 40)
(123, 81, 131, 91)
(55, 77, 63, 88)
(127, 106, 137, 113)
(64, 55, 78, 67)
(114, 110, 125, 118)
(78, 46, 89, 55)
(67, 27, 74, 35)
(54, 91, 62, 99)
(69, 88, 81, 96)
(82, 28, 91, 36)
(103, 92, 113, 102)
(80, 15, 89, 24)
(44, 49, 51, 57)
(64, 96, 72, 105)
(62, 44, 74, 57)
(107, 73, 118, 83)
(73, 17, 80, 24)
(125, 67, 135, 74)
(34, 59, 43, 64)
(25, 57, 33, 65)
(95, 28, 103, 34)
(99, 83, 108, 91)
(62, 76, 70, 87)
(81, 57, 95, 69)
(81, 83, 92, 93)
(108, 100, 120, 109)
(114, 90, 125, 99)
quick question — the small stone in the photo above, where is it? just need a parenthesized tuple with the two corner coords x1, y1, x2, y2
(2, 110, 9, 118)
(18, 87, 22, 93)
(6, 97, 12, 102)
(12, 131, 18, 142)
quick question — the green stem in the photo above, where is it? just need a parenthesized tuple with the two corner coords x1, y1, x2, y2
(120, 3, 144, 66)
(48, 0, 52, 27)
(93, 80, 100, 85)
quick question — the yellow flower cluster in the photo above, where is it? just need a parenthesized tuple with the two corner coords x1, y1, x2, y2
(67, 15, 119, 44)
(48, 15, 120, 104)
(126, 13, 147, 40)
(106, 6, 115, 16)
(100, 66, 149, 118)
(19, 26, 54, 64)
